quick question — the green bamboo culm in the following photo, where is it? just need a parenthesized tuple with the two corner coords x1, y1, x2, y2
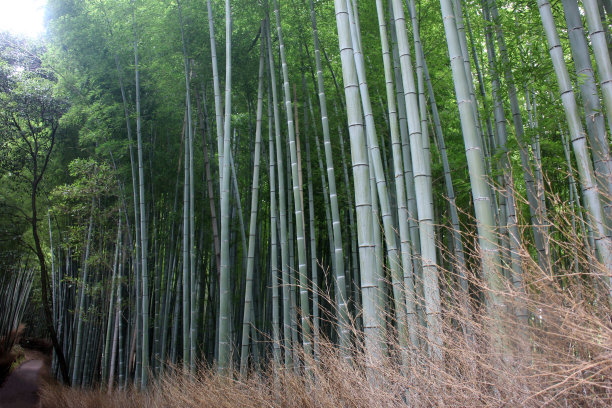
(347, 0, 408, 360)
(332, 0, 381, 373)
(537, 0, 612, 296)
(265, 16, 292, 368)
(481, 0, 526, 323)
(102, 216, 121, 384)
(271, 0, 312, 362)
(268, 69, 281, 367)
(239, 30, 265, 377)
(439, 0, 505, 348)
(488, 0, 550, 276)
(391, 0, 443, 359)
(374, 0, 418, 352)
(207, 0, 224, 189)
(308, 0, 350, 357)
(176, 0, 195, 374)
(218, 0, 233, 373)
(130, 0, 150, 387)
(0, 269, 35, 356)
(582, 0, 612, 132)
(564, 0, 612, 223)
(71, 199, 95, 385)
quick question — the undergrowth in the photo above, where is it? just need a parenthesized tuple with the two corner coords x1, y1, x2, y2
(40, 200, 612, 407)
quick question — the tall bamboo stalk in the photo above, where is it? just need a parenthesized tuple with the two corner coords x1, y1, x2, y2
(391, 0, 442, 358)
(374, 0, 418, 351)
(265, 17, 292, 368)
(489, 0, 550, 274)
(197, 88, 222, 276)
(421, 35, 470, 298)
(347, 0, 411, 359)
(303, 100, 320, 361)
(538, 0, 612, 294)
(240, 34, 265, 376)
(268, 70, 281, 366)
(481, 0, 524, 298)
(439, 0, 505, 343)
(207, 0, 224, 187)
(583, 0, 612, 132)
(308, 0, 349, 354)
(102, 217, 122, 384)
(481, 0, 526, 322)
(312, 108, 336, 280)
(109, 236, 124, 391)
(71, 199, 95, 385)
(333, 0, 380, 367)
(563, 0, 612, 223)
(388, 16, 421, 304)
(130, 0, 149, 386)
(271, 0, 312, 360)
(412, 0, 472, 327)
(218, 0, 233, 373)
(452, 0, 490, 169)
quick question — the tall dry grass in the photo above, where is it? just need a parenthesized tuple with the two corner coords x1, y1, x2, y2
(40, 188, 612, 407)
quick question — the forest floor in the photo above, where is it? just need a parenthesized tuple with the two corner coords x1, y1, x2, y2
(0, 348, 50, 408)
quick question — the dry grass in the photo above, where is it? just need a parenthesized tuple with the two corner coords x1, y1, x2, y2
(40, 192, 612, 407)
(40, 283, 612, 407)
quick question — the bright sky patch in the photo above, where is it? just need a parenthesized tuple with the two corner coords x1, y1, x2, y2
(0, 0, 47, 38)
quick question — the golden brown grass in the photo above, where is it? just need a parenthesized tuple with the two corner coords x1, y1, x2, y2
(40, 282, 612, 407)
(40, 190, 612, 407)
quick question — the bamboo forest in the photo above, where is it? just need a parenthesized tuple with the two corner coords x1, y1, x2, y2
(1, 0, 612, 406)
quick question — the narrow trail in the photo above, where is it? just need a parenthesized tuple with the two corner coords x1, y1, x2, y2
(0, 358, 45, 408)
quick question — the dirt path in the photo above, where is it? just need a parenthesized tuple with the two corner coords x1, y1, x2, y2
(0, 358, 45, 408)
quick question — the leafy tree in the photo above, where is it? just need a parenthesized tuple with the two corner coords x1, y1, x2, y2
(0, 32, 70, 383)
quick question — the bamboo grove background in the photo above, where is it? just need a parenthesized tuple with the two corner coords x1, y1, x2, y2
(1, 0, 612, 404)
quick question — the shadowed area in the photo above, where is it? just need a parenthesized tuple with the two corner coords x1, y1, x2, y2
(0, 359, 44, 408)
